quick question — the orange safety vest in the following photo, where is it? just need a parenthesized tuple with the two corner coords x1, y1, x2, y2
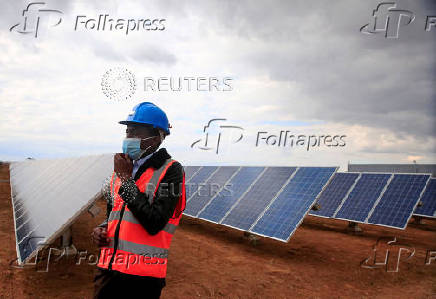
(97, 158, 186, 278)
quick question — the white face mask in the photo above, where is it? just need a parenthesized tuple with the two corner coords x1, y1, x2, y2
(122, 136, 154, 160)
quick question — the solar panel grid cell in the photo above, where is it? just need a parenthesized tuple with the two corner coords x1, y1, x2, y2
(10, 154, 114, 264)
(367, 174, 430, 229)
(184, 166, 240, 217)
(309, 172, 359, 218)
(185, 166, 218, 201)
(250, 167, 337, 241)
(414, 178, 436, 218)
(198, 167, 265, 223)
(335, 173, 392, 223)
(183, 166, 201, 182)
(221, 167, 297, 231)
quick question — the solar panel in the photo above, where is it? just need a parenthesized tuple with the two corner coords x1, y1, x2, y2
(414, 178, 436, 218)
(185, 166, 218, 200)
(250, 167, 337, 241)
(367, 174, 430, 229)
(220, 167, 297, 231)
(335, 173, 392, 223)
(10, 154, 114, 264)
(309, 172, 360, 218)
(183, 166, 201, 182)
(184, 166, 240, 217)
(197, 167, 265, 223)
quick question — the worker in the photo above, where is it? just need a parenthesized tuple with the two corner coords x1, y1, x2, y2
(91, 101, 186, 299)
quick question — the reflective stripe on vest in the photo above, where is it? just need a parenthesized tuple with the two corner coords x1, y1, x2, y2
(104, 237, 169, 258)
(108, 210, 177, 234)
(97, 158, 185, 278)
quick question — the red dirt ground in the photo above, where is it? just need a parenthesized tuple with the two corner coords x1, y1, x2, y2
(0, 162, 435, 298)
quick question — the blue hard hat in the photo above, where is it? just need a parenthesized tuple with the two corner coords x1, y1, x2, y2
(119, 102, 171, 135)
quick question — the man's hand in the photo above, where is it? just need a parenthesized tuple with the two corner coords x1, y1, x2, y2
(114, 153, 133, 182)
(91, 226, 110, 247)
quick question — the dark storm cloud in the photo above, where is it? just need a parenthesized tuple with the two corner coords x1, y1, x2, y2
(2, 0, 434, 156)
(151, 0, 435, 140)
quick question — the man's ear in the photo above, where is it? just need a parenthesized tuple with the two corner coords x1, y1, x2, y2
(152, 135, 162, 148)
(158, 129, 166, 143)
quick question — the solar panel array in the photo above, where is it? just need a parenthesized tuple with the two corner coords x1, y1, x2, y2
(10, 154, 114, 264)
(367, 174, 430, 228)
(221, 167, 297, 231)
(198, 167, 265, 223)
(183, 166, 337, 242)
(413, 179, 436, 218)
(335, 173, 392, 223)
(251, 167, 337, 241)
(184, 166, 239, 217)
(309, 172, 359, 218)
(308, 172, 431, 229)
(10, 153, 432, 265)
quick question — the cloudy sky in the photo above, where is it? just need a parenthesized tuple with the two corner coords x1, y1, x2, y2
(0, 0, 435, 170)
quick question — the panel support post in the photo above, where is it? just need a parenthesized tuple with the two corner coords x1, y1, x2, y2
(88, 203, 101, 217)
(413, 216, 423, 225)
(60, 226, 77, 256)
(243, 231, 260, 246)
(347, 221, 362, 233)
